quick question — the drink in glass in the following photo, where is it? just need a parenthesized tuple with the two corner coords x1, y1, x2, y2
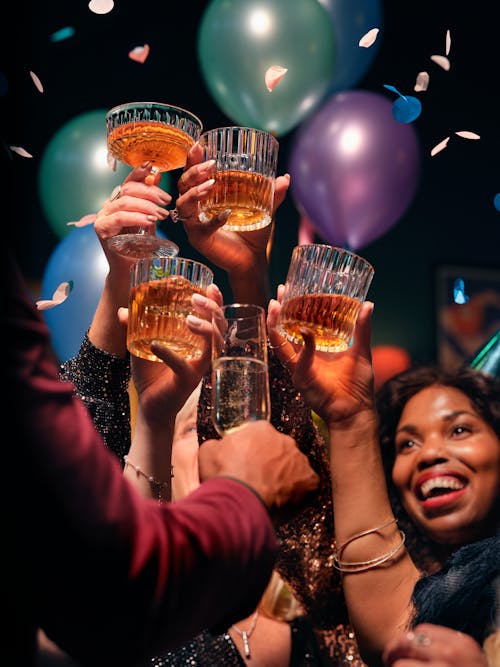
(127, 257, 213, 362)
(278, 244, 374, 353)
(198, 126, 278, 231)
(106, 102, 203, 258)
(211, 304, 270, 435)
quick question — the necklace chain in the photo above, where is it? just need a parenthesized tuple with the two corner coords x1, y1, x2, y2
(230, 610, 259, 659)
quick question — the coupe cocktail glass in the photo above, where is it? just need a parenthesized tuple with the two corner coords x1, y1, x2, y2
(106, 102, 203, 258)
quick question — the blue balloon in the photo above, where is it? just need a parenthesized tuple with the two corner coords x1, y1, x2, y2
(40, 224, 172, 361)
(40, 225, 109, 362)
(318, 0, 383, 93)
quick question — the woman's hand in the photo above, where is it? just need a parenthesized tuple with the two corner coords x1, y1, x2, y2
(266, 292, 376, 427)
(172, 143, 290, 305)
(383, 624, 490, 667)
(119, 283, 224, 426)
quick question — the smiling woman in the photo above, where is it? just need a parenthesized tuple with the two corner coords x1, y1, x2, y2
(376, 365, 500, 640)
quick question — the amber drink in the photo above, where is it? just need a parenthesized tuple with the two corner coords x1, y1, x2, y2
(278, 244, 374, 353)
(127, 257, 213, 362)
(198, 127, 278, 231)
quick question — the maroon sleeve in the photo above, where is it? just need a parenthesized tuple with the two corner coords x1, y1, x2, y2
(3, 250, 277, 666)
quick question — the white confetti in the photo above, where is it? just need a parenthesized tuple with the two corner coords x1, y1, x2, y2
(67, 214, 96, 227)
(430, 55, 451, 71)
(455, 130, 480, 140)
(430, 136, 450, 157)
(10, 146, 33, 158)
(414, 71, 430, 92)
(128, 44, 150, 64)
(359, 27, 379, 48)
(88, 0, 114, 15)
(445, 29, 451, 56)
(29, 70, 44, 93)
(265, 65, 288, 92)
(36, 281, 73, 310)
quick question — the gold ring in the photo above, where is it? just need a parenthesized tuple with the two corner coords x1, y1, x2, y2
(283, 350, 298, 368)
(268, 337, 288, 350)
(110, 184, 122, 201)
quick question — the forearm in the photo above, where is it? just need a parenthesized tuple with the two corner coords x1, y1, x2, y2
(87, 270, 130, 358)
(227, 255, 270, 307)
(328, 411, 420, 663)
(125, 409, 175, 503)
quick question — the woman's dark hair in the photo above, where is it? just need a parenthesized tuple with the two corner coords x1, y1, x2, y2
(375, 366, 500, 571)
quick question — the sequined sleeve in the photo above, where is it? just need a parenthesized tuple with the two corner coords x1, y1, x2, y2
(59, 332, 131, 464)
(197, 349, 367, 666)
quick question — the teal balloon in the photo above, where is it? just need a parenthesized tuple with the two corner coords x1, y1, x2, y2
(197, 0, 337, 136)
(38, 109, 171, 239)
(319, 0, 383, 93)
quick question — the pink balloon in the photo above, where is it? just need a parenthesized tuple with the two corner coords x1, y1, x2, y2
(289, 90, 421, 250)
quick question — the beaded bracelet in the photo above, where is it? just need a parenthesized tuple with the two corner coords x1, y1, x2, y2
(333, 518, 406, 573)
(124, 455, 174, 503)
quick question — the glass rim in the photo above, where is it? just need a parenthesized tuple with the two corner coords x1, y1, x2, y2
(131, 256, 214, 279)
(220, 303, 266, 317)
(293, 243, 375, 274)
(105, 101, 203, 129)
(199, 125, 279, 147)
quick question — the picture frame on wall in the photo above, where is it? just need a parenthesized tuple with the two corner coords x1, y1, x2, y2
(436, 264, 500, 371)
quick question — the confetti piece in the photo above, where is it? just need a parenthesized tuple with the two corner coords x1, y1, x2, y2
(265, 65, 288, 92)
(29, 70, 44, 93)
(430, 136, 450, 156)
(128, 44, 150, 64)
(414, 71, 429, 92)
(383, 84, 422, 123)
(453, 278, 469, 304)
(494, 193, 500, 212)
(50, 26, 75, 43)
(88, 0, 114, 14)
(66, 214, 96, 227)
(10, 146, 33, 158)
(36, 281, 73, 310)
(430, 55, 450, 71)
(359, 27, 379, 48)
(445, 29, 451, 56)
(455, 130, 480, 140)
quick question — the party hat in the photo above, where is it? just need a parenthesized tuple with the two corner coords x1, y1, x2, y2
(465, 329, 500, 379)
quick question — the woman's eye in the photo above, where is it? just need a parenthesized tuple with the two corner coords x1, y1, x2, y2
(396, 439, 417, 453)
(451, 424, 471, 437)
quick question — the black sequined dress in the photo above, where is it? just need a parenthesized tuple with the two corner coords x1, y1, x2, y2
(61, 336, 361, 665)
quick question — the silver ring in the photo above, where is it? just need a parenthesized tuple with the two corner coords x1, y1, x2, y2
(169, 208, 184, 224)
(110, 184, 122, 201)
(413, 631, 432, 647)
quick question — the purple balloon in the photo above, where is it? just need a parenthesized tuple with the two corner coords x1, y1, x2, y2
(289, 90, 421, 250)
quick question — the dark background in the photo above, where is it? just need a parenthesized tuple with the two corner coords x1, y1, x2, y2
(3, 0, 500, 364)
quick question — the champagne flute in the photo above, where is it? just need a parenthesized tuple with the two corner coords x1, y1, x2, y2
(106, 101, 203, 259)
(211, 304, 270, 436)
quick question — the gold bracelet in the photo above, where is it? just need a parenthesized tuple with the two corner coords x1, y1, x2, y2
(124, 456, 173, 503)
(333, 530, 406, 573)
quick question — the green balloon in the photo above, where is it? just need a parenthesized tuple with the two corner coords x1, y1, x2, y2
(38, 109, 171, 239)
(197, 0, 337, 137)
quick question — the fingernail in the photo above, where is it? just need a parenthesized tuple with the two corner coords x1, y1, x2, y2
(219, 209, 232, 222)
(192, 293, 208, 307)
(200, 159, 216, 172)
(187, 314, 203, 327)
(140, 161, 152, 169)
(197, 178, 215, 194)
